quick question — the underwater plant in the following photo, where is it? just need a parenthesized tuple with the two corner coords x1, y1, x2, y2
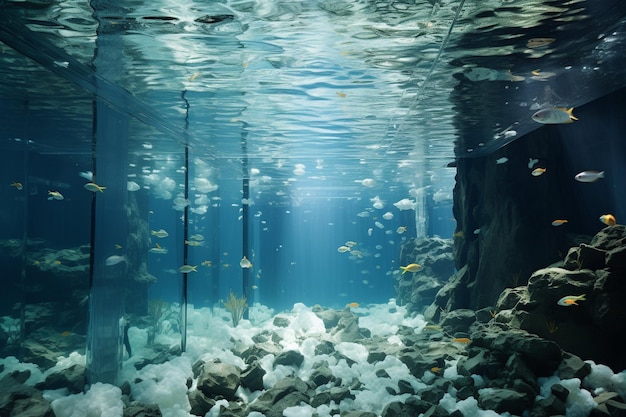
(224, 290, 247, 327)
(146, 299, 168, 345)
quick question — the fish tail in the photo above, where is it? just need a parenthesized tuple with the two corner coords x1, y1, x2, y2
(567, 107, 578, 121)
(401, 267, 407, 274)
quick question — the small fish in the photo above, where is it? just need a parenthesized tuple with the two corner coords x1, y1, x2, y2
(148, 244, 168, 254)
(599, 214, 617, 226)
(526, 37, 556, 48)
(473, 228, 481, 235)
(185, 240, 203, 246)
(346, 302, 359, 308)
(528, 158, 539, 169)
(531, 167, 547, 177)
(10, 182, 23, 190)
(151, 229, 169, 238)
(532, 107, 578, 124)
(557, 294, 586, 306)
(430, 366, 442, 374)
(575, 171, 604, 183)
(423, 325, 442, 331)
(453, 231, 464, 238)
(336, 91, 347, 98)
(337, 245, 351, 253)
(84, 182, 106, 192)
(551, 219, 568, 226)
(47, 190, 64, 200)
(400, 263, 422, 274)
(105, 255, 126, 266)
(240, 256, 253, 269)
(452, 337, 471, 344)
(201, 260, 212, 267)
(60, 331, 72, 337)
(189, 72, 200, 81)
(396, 226, 407, 234)
(115, 244, 123, 250)
(179, 265, 197, 273)
(189, 234, 205, 241)
(345, 241, 357, 247)
(496, 157, 508, 165)
(251, 285, 258, 290)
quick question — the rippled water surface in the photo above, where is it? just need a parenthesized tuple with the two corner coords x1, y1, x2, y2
(1, 0, 626, 203)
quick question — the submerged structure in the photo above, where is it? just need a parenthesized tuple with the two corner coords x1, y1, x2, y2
(1, 1, 626, 416)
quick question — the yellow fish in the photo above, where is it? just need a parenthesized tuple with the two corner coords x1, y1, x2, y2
(346, 302, 359, 308)
(430, 366, 442, 374)
(531, 167, 547, 177)
(10, 182, 23, 190)
(47, 190, 64, 200)
(60, 331, 72, 337)
(189, 72, 200, 81)
(599, 214, 617, 226)
(453, 231, 464, 238)
(396, 226, 407, 234)
(336, 92, 347, 98)
(551, 219, 568, 226)
(84, 182, 106, 192)
(423, 325, 442, 331)
(452, 337, 471, 344)
(557, 294, 585, 306)
(178, 265, 197, 273)
(532, 107, 578, 124)
(400, 263, 422, 274)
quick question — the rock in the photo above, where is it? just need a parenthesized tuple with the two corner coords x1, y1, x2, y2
(196, 361, 241, 400)
(36, 363, 86, 393)
(341, 412, 378, 417)
(188, 390, 215, 416)
(558, 352, 591, 380)
(309, 363, 333, 386)
(478, 388, 531, 415)
(314, 340, 335, 355)
(240, 361, 265, 392)
(123, 403, 162, 417)
(606, 245, 626, 269)
(239, 342, 281, 362)
(246, 377, 311, 417)
(272, 315, 290, 327)
(471, 328, 562, 377)
(439, 309, 476, 334)
(331, 314, 362, 342)
(0, 375, 54, 417)
(274, 350, 304, 368)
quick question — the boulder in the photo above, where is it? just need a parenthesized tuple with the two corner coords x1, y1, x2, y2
(196, 361, 241, 400)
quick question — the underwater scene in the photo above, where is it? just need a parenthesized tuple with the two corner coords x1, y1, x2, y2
(1, 0, 626, 416)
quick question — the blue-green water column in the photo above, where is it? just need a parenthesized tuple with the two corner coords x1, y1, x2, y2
(84, 15, 131, 380)
(86, 98, 129, 385)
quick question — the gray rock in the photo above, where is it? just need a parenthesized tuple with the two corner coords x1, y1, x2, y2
(196, 361, 241, 400)
(246, 377, 311, 417)
(274, 349, 304, 368)
(558, 352, 591, 380)
(36, 363, 86, 393)
(478, 388, 531, 415)
(123, 403, 162, 417)
(309, 364, 333, 386)
(331, 314, 362, 342)
(188, 390, 215, 417)
(439, 309, 476, 334)
(240, 361, 265, 392)
(0, 375, 54, 417)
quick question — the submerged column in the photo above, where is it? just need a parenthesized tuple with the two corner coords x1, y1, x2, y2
(85, 17, 130, 382)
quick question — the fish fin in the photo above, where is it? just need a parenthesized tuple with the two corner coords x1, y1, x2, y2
(567, 107, 578, 121)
